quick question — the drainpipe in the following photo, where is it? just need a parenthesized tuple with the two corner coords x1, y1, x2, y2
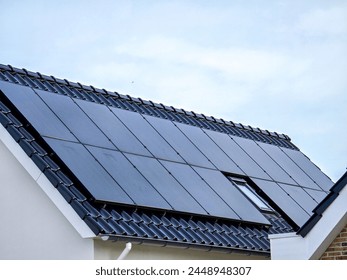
(117, 242, 132, 260)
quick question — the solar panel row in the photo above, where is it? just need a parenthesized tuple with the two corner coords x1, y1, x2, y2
(0, 80, 332, 227)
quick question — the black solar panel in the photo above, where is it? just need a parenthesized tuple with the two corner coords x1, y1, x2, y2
(251, 178, 310, 227)
(36, 89, 115, 149)
(0, 81, 77, 141)
(124, 154, 207, 215)
(232, 136, 297, 185)
(278, 183, 318, 214)
(44, 137, 133, 204)
(281, 148, 333, 191)
(258, 142, 323, 190)
(144, 115, 215, 169)
(87, 146, 172, 209)
(176, 123, 244, 174)
(160, 160, 240, 219)
(205, 129, 270, 179)
(304, 188, 327, 204)
(192, 167, 270, 225)
(110, 106, 184, 163)
(75, 99, 152, 156)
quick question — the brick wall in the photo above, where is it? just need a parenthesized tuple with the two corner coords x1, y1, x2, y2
(320, 223, 347, 260)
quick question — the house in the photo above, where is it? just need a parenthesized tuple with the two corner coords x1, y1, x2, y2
(0, 64, 344, 260)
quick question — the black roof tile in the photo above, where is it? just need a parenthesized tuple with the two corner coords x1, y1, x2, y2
(70, 200, 89, 218)
(84, 216, 102, 235)
(148, 224, 167, 239)
(158, 225, 177, 240)
(167, 226, 186, 241)
(139, 223, 157, 238)
(191, 229, 210, 244)
(128, 221, 147, 237)
(118, 220, 137, 236)
(107, 219, 126, 235)
(150, 215, 163, 226)
(96, 217, 114, 234)
(99, 208, 112, 220)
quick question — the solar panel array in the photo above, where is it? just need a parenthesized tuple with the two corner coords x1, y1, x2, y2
(0, 80, 333, 227)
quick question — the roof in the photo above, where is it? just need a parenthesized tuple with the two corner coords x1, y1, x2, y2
(269, 171, 347, 259)
(298, 171, 347, 237)
(0, 63, 333, 255)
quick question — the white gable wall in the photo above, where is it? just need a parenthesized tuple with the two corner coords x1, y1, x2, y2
(0, 126, 94, 259)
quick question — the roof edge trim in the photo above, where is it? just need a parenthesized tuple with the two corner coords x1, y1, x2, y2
(298, 171, 347, 237)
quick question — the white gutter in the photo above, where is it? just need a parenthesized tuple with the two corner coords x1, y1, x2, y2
(117, 242, 132, 260)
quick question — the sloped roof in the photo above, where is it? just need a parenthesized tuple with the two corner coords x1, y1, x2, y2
(298, 171, 347, 237)
(269, 171, 347, 259)
(0, 64, 333, 255)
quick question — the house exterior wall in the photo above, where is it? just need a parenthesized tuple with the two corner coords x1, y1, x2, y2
(93, 239, 268, 260)
(0, 134, 94, 260)
(320, 223, 347, 260)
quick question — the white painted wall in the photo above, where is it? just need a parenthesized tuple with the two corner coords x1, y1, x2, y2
(269, 181, 347, 260)
(94, 240, 268, 260)
(0, 128, 94, 259)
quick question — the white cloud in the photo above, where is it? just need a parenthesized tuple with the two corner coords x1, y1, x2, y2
(298, 6, 347, 35)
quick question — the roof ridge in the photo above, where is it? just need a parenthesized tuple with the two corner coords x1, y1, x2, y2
(0, 63, 293, 144)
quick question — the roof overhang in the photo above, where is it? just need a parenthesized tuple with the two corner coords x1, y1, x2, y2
(269, 175, 347, 259)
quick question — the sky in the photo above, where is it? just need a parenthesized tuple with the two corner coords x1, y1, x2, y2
(0, 0, 346, 181)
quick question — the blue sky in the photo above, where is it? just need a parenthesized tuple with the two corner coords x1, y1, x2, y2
(1, 0, 346, 181)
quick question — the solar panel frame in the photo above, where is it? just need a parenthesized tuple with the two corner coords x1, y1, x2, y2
(86, 146, 173, 209)
(258, 142, 323, 191)
(204, 129, 270, 179)
(144, 115, 215, 169)
(281, 148, 334, 191)
(124, 153, 207, 215)
(75, 99, 152, 157)
(278, 183, 318, 215)
(0, 81, 77, 142)
(251, 178, 310, 227)
(110, 107, 184, 163)
(36, 89, 115, 149)
(160, 160, 241, 219)
(176, 123, 244, 174)
(43, 137, 134, 204)
(232, 136, 297, 185)
(193, 167, 271, 225)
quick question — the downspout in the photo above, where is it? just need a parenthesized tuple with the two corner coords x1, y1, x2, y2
(117, 242, 132, 260)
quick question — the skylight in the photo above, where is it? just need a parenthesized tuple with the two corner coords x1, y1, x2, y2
(228, 177, 273, 212)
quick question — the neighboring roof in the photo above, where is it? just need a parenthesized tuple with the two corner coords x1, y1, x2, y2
(269, 171, 347, 259)
(0, 64, 333, 255)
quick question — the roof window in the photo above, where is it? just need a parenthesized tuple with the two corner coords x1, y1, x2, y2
(228, 177, 273, 212)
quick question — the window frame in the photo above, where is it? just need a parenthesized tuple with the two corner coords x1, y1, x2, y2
(228, 176, 274, 213)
